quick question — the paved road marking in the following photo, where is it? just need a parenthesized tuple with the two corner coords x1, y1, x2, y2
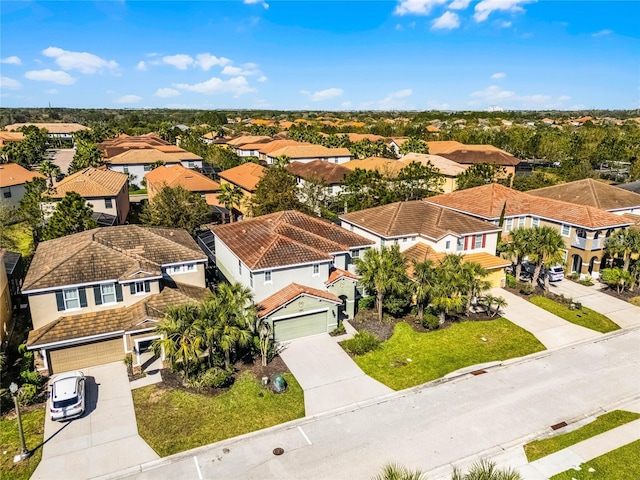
(298, 426, 312, 445)
(193, 456, 203, 480)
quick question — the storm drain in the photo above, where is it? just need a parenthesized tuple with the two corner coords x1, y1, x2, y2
(551, 421, 568, 431)
(273, 448, 285, 456)
(471, 369, 487, 376)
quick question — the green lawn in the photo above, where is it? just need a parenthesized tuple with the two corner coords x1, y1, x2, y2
(351, 319, 546, 391)
(2, 222, 35, 257)
(0, 406, 45, 480)
(525, 410, 640, 462)
(132, 371, 304, 457)
(530, 296, 620, 333)
(551, 440, 640, 480)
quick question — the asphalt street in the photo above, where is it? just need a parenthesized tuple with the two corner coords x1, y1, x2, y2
(107, 327, 640, 480)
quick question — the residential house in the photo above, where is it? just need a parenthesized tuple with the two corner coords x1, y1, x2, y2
(342, 157, 405, 177)
(427, 141, 520, 180)
(209, 211, 374, 341)
(426, 183, 632, 278)
(400, 153, 467, 193)
(106, 149, 203, 184)
(23, 225, 210, 374)
(217, 162, 266, 217)
(388, 137, 409, 156)
(346, 133, 386, 143)
(265, 145, 352, 165)
(4, 123, 89, 143)
(255, 140, 313, 163)
(0, 163, 45, 206)
(42, 167, 130, 226)
(286, 160, 351, 197)
(225, 135, 273, 153)
(0, 131, 25, 147)
(340, 201, 508, 287)
(145, 164, 221, 201)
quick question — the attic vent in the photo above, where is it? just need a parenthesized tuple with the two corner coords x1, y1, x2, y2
(242, 229, 246, 234)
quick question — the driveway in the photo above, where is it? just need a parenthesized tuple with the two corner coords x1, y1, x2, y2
(491, 288, 601, 349)
(548, 280, 640, 329)
(31, 362, 159, 480)
(278, 334, 393, 416)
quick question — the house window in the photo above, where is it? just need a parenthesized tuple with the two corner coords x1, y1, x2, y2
(123, 166, 129, 174)
(518, 217, 525, 228)
(456, 237, 464, 251)
(445, 240, 451, 249)
(325, 186, 332, 195)
(381, 239, 386, 247)
(349, 224, 354, 232)
(313, 264, 320, 276)
(63, 288, 80, 310)
(135, 282, 145, 294)
(188, 161, 195, 168)
(168, 264, 196, 274)
(265, 271, 272, 283)
(238, 260, 242, 275)
(561, 224, 571, 236)
(352, 249, 360, 258)
(2, 187, 11, 199)
(505, 218, 513, 232)
(474, 234, 483, 249)
(532, 217, 540, 227)
(403, 237, 407, 243)
(249, 272, 254, 288)
(100, 284, 117, 304)
(105, 198, 113, 209)
(143, 164, 151, 172)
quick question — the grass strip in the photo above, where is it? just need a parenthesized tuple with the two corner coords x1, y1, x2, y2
(551, 439, 640, 480)
(530, 296, 620, 333)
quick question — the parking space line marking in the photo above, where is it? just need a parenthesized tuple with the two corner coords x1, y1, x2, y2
(194, 456, 203, 480)
(298, 426, 312, 445)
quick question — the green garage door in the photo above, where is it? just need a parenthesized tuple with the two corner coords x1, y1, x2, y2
(273, 311, 328, 342)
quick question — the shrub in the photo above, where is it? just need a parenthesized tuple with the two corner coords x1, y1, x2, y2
(329, 323, 346, 336)
(20, 369, 43, 386)
(567, 272, 580, 281)
(505, 273, 517, 289)
(341, 330, 381, 356)
(580, 275, 594, 286)
(629, 297, 640, 307)
(18, 383, 38, 406)
(186, 367, 234, 390)
(518, 281, 534, 295)
(421, 313, 440, 330)
(358, 295, 375, 311)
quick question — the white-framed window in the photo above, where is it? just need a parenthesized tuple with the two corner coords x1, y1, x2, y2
(381, 239, 386, 247)
(445, 240, 451, 249)
(238, 260, 242, 275)
(518, 217, 525, 228)
(474, 234, 483, 249)
(349, 224, 354, 232)
(532, 217, 540, 227)
(403, 237, 408, 243)
(168, 264, 196, 275)
(505, 218, 513, 231)
(561, 224, 571, 236)
(123, 166, 129, 174)
(101, 284, 117, 304)
(249, 272, 254, 288)
(456, 237, 464, 251)
(63, 288, 80, 310)
(135, 281, 146, 294)
(143, 164, 152, 172)
(412, 237, 417, 242)
(105, 198, 113, 209)
(264, 271, 272, 283)
(188, 161, 195, 168)
(312, 264, 320, 276)
(352, 249, 360, 258)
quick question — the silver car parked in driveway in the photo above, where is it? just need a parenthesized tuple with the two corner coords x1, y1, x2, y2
(49, 371, 86, 421)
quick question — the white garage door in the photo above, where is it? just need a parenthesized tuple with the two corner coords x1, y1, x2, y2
(49, 338, 124, 374)
(273, 311, 328, 342)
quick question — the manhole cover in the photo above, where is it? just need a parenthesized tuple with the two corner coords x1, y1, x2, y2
(273, 447, 285, 456)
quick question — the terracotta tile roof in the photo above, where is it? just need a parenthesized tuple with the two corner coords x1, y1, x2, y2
(426, 183, 632, 230)
(389, 137, 409, 146)
(400, 153, 467, 177)
(218, 162, 266, 192)
(27, 282, 210, 347)
(100, 133, 168, 148)
(347, 133, 385, 143)
(107, 149, 182, 165)
(403, 243, 509, 277)
(257, 140, 312, 155)
(325, 268, 358, 285)
(0, 132, 25, 146)
(342, 157, 405, 176)
(426, 125, 440, 133)
(286, 160, 351, 184)
(0, 163, 45, 188)
(426, 141, 503, 154)
(46, 167, 128, 198)
(225, 135, 273, 147)
(211, 210, 373, 270)
(145, 165, 220, 193)
(438, 149, 520, 167)
(268, 145, 351, 159)
(528, 178, 640, 212)
(4, 123, 89, 134)
(23, 225, 206, 292)
(257, 283, 341, 318)
(340, 201, 499, 240)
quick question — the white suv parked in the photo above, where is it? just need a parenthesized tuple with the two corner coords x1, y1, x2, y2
(49, 371, 86, 421)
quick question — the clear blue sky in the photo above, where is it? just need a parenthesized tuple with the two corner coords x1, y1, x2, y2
(1, 1, 638, 111)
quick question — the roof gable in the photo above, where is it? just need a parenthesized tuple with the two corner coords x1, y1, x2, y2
(529, 178, 640, 211)
(46, 167, 128, 198)
(257, 283, 342, 318)
(218, 162, 266, 191)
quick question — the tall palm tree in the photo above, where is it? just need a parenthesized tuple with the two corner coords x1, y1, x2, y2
(153, 304, 203, 379)
(460, 261, 490, 315)
(372, 463, 426, 480)
(606, 229, 640, 272)
(355, 245, 408, 322)
(217, 183, 244, 223)
(411, 259, 435, 318)
(429, 254, 467, 325)
(529, 226, 566, 293)
(498, 227, 534, 281)
(451, 458, 522, 480)
(38, 159, 61, 187)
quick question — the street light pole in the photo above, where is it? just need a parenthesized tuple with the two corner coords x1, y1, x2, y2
(9, 382, 31, 463)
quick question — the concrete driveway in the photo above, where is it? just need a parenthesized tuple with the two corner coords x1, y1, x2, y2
(492, 288, 601, 349)
(548, 280, 640, 329)
(31, 362, 159, 480)
(279, 334, 393, 416)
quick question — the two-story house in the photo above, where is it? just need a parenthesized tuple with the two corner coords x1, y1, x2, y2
(4, 122, 89, 144)
(23, 225, 209, 374)
(145, 164, 221, 200)
(217, 162, 266, 217)
(0, 163, 45, 206)
(426, 183, 632, 279)
(265, 145, 352, 165)
(286, 160, 351, 197)
(340, 201, 509, 287)
(209, 211, 374, 341)
(42, 167, 130, 225)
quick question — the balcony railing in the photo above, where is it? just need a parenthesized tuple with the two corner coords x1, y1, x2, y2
(572, 236, 586, 249)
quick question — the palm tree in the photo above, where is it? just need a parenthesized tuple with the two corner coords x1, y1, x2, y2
(479, 294, 508, 318)
(38, 159, 61, 187)
(528, 226, 566, 293)
(606, 229, 640, 272)
(273, 154, 290, 167)
(355, 245, 408, 322)
(153, 304, 203, 379)
(372, 463, 426, 480)
(451, 458, 522, 480)
(254, 319, 273, 367)
(498, 228, 534, 281)
(460, 261, 490, 315)
(217, 183, 244, 223)
(411, 259, 435, 318)
(429, 254, 467, 325)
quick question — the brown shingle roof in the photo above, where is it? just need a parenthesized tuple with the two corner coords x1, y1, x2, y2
(0, 163, 45, 188)
(46, 167, 128, 198)
(23, 225, 206, 292)
(257, 283, 341, 319)
(286, 160, 351, 184)
(340, 201, 499, 240)
(218, 162, 266, 192)
(145, 165, 220, 193)
(211, 210, 373, 270)
(426, 183, 632, 230)
(268, 145, 351, 159)
(438, 149, 520, 167)
(4, 123, 89, 134)
(528, 178, 640, 212)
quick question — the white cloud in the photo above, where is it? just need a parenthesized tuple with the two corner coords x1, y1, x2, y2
(42, 47, 118, 74)
(470, 85, 573, 108)
(491, 72, 506, 79)
(432, 11, 460, 30)
(470, 85, 516, 101)
(115, 94, 142, 104)
(137, 61, 148, 71)
(196, 53, 231, 70)
(448, 0, 471, 9)
(1, 56, 21, 65)
(474, 0, 535, 22)
(1, 76, 21, 89)
(221, 64, 261, 76)
(558, 95, 571, 102)
(301, 88, 344, 102)
(427, 100, 451, 110)
(257, 75, 268, 82)
(45, 88, 58, 94)
(244, 0, 269, 8)
(174, 76, 256, 97)
(154, 88, 181, 98)
(25, 69, 76, 85)
(341, 101, 353, 109)
(395, 0, 447, 15)
(379, 89, 413, 109)
(162, 54, 194, 70)
(500, 21, 512, 28)
(592, 29, 613, 37)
